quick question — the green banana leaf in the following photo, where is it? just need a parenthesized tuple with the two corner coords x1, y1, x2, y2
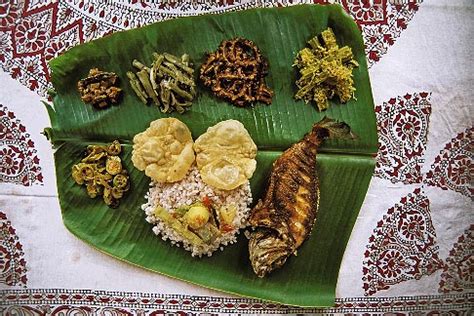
(45, 4, 377, 307)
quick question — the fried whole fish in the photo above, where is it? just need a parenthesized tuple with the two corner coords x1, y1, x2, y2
(248, 117, 352, 277)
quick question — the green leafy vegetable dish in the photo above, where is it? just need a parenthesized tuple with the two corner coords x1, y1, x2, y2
(44, 4, 377, 307)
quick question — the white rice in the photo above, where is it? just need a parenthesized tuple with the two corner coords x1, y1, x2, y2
(142, 164, 252, 257)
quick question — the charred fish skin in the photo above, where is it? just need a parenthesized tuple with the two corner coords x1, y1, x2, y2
(248, 117, 352, 278)
(248, 228, 294, 278)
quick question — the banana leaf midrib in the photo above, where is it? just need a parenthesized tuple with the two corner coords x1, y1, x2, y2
(44, 132, 377, 158)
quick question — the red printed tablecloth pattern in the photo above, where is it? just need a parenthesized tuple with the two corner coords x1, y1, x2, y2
(1, 0, 473, 314)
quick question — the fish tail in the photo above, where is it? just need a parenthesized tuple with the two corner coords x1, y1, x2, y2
(248, 229, 293, 278)
(311, 116, 355, 141)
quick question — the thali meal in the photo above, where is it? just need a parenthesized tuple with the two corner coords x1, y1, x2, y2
(248, 117, 353, 277)
(58, 9, 364, 284)
(194, 120, 257, 190)
(294, 28, 358, 111)
(128, 52, 196, 113)
(71, 140, 130, 208)
(77, 68, 122, 109)
(69, 30, 359, 271)
(135, 118, 255, 256)
(131, 118, 195, 183)
(200, 38, 273, 107)
(44, 3, 380, 307)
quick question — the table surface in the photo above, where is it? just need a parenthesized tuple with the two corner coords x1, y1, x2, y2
(0, 1, 472, 315)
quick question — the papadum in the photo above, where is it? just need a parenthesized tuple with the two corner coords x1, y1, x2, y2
(132, 118, 194, 183)
(194, 120, 257, 190)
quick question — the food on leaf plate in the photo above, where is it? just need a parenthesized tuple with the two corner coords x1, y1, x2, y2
(194, 120, 257, 190)
(294, 28, 358, 111)
(71, 140, 130, 208)
(200, 37, 273, 107)
(77, 68, 122, 109)
(127, 52, 196, 113)
(131, 118, 195, 183)
(143, 166, 252, 257)
(134, 118, 256, 256)
(248, 117, 353, 277)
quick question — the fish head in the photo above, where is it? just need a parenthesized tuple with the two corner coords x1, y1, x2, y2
(248, 228, 294, 278)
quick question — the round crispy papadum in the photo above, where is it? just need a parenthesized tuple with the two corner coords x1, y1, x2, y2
(194, 120, 257, 190)
(132, 118, 194, 183)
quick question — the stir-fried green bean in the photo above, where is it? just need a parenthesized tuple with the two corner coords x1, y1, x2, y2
(126, 72, 148, 104)
(136, 69, 160, 106)
(127, 52, 196, 113)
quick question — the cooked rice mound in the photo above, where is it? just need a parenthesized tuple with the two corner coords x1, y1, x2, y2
(142, 164, 252, 257)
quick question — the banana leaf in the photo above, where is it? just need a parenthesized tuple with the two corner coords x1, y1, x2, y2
(44, 4, 377, 307)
